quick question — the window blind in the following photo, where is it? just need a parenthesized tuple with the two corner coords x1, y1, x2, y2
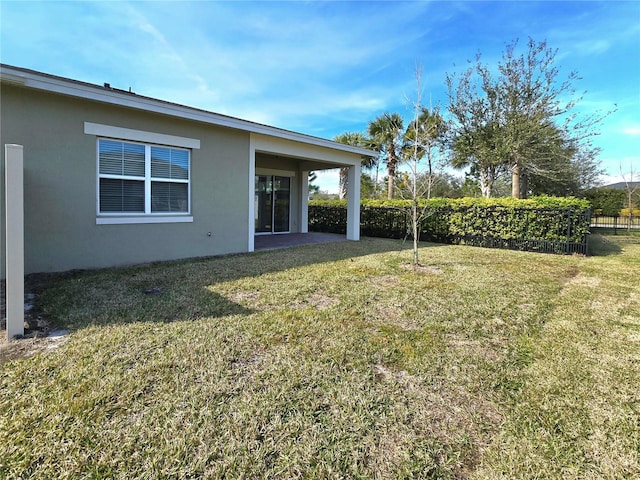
(98, 139, 190, 215)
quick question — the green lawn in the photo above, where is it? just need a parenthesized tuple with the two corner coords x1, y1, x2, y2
(1, 235, 639, 479)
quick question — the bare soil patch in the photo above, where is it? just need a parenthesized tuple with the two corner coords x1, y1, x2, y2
(0, 271, 73, 364)
(0, 333, 68, 365)
(291, 292, 339, 311)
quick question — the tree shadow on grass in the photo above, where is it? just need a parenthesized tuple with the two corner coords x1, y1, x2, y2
(588, 234, 623, 256)
(26, 237, 437, 331)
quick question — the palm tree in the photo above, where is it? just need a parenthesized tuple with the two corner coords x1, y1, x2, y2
(334, 132, 370, 199)
(307, 171, 320, 198)
(368, 113, 404, 199)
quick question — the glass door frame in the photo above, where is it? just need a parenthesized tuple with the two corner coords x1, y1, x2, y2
(254, 174, 291, 235)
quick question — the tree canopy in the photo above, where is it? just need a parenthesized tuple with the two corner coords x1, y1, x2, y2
(445, 38, 607, 198)
(332, 38, 609, 201)
(333, 132, 370, 199)
(367, 113, 405, 199)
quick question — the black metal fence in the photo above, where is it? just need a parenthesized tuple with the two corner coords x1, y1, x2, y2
(591, 215, 640, 231)
(309, 204, 591, 255)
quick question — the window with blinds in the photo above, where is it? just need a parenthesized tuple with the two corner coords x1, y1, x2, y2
(98, 139, 190, 215)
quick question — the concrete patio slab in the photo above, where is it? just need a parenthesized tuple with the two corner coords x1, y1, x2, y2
(254, 233, 347, 251)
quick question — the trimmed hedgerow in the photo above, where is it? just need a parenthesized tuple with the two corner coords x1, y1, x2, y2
(308, 197, 591, 254)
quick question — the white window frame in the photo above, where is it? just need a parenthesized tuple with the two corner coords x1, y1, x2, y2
(85, 123, 200, 225)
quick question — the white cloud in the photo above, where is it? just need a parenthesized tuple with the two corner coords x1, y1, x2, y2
(2, 0, 637, 163)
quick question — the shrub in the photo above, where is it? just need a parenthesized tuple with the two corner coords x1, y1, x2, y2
(620, 208, 640, 217)
(309, 196, 591, 254)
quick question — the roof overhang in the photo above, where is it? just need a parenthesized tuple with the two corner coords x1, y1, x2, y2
(0, 64, 376, 159)
(251, 133, 363, 170)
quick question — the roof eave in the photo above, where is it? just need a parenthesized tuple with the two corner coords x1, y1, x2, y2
(0, 64, 376, 158)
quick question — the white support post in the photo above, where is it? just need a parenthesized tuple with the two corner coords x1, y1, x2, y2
(248, 139, 256, 252)
(346, 164, 360, 241)
(5, 144, 24, 339)
(300, 170, 309, 233)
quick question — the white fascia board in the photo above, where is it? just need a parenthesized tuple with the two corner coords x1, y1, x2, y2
(251, 133, 363, 168)
(255, 168, 296, 177)
(1, 65, 376, 158)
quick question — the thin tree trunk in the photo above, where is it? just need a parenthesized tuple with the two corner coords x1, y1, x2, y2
(426, 154, 433, 200)
(412, 198, 419, 266)
(629, 190, 633, 232)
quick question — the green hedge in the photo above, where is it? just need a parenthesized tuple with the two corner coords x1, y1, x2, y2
(308, 197, 591, 254)
(582, 188, 626, 216)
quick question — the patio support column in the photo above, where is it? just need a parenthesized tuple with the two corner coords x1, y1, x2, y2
(4, 144, 24, 339)
(346, 163, 360, 241)
(299, 170, 309, 233)
(248, 139, 256, 252)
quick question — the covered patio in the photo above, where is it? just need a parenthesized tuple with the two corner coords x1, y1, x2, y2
(248, 133, 366, 252)
(254, 232, 347, 251)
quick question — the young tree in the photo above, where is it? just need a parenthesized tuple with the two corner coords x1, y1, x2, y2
(368, 113, 405, 199)
(620, 162, 640, 231)
(403, 67, 446, 266)
(404, 105, 447, 199)
(446, 38, 609, 198)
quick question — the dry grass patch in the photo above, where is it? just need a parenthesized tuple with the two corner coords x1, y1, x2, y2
(400, 262, 445, 275)
(369, 274, 401, 289)
(0, 333, 68, 364)
(1, 235, 638, 479)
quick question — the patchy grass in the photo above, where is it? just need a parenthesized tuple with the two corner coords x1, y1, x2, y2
(1, 235, 638, 479)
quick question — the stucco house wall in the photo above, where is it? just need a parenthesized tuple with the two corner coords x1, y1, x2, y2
(0, 65, 370, 276)
(1, 83, 254, 273)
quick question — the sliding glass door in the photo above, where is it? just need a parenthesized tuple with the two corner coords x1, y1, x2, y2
(255, 175, 290, 234)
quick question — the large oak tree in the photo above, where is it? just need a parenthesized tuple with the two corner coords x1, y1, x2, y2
(446, 38, 607, 198)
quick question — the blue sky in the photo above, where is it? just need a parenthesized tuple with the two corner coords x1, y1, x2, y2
(1, 1, 638, 192)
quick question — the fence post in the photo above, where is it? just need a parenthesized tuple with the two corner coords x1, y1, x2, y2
(585, 209, 591, 255)
(5, 144, 24, 340)
(565, 209, 572, 254)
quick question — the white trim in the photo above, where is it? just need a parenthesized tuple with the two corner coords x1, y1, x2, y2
(2, 65, 373, 157)
(144, 145, 152, 213)
(255, 168, 296, 177)
(254, 174, 292, 235)
(248, 138, 256, 252)
(85, 122, 200, 149)
(252, 133, 362, 167)
(97, 216, 193, 225)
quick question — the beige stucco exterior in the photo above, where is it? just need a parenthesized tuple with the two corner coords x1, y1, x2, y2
(0, 65, 370, 275)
